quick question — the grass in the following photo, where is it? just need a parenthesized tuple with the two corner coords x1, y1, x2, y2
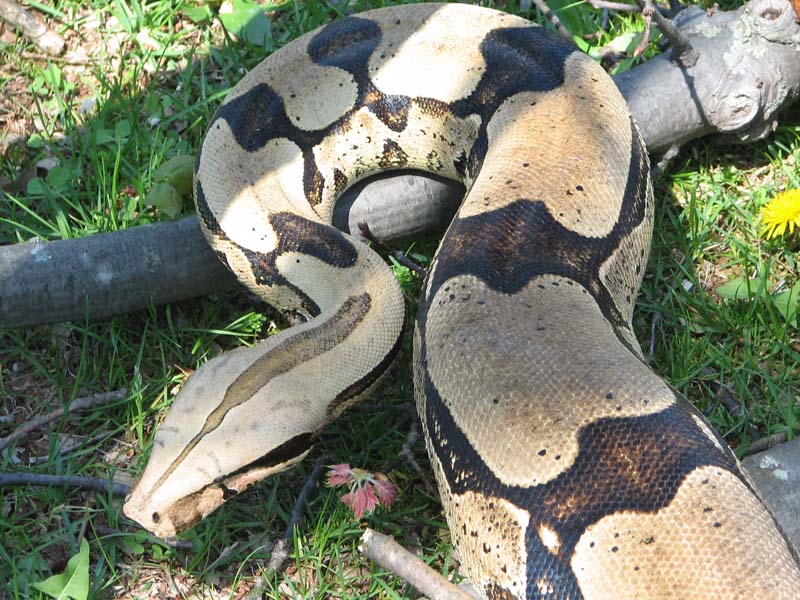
(0, 0, 798, 598)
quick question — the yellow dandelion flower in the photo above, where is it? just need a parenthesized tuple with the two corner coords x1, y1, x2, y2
(761, 189, 800, 239)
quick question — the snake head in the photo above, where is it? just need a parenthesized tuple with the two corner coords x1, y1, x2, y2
(122, 343, 315, 538)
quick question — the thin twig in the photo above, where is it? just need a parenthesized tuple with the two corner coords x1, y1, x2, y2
(398, 416, 438, 497)
(245, 455, 328, 600)
(529, 0, 574, 43)
(645, 313, 659, 364)
(27, 431, 116, 465)
(0, 388, 128, 454)
(587, 0, 641, 11)
(359, 528, 475, 600)
(0, 472, 130, 496)
(633, 0, 697, 66)
(744, 431, 789, 457)
(358, 222, 427, 277)
(634, 3, 654, 57)
(652, 144, 681, 178)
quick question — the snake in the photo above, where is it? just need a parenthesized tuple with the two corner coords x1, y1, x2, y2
(123, 3, 800, 598)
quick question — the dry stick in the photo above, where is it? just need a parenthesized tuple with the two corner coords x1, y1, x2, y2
(268, 454, 327, 572)
(0, 472, 130, 496)
(634, 4, 654, 57)
(0, 388, 128, 454)
(358, 222, 427, 277)
(633, 0, 697, 66)
(359, 528, 475, 600)
(0, 0, 64, 55)
(587, 0, 641, 11)
(529, 0, 574, 43)
(245, 454, 328, 600)
(745, 431, 790, 457)
(399, 416, 438, 497)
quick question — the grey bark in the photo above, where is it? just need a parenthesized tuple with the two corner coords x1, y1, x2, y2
(616, 0, 800, 154)
(1, 0, 799, 329)
(0, 0, 65, 55)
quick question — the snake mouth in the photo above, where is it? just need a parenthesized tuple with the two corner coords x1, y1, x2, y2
(124, 436, 314, 538)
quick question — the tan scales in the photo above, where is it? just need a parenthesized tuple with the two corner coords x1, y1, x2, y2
(124, 4, 800, 598)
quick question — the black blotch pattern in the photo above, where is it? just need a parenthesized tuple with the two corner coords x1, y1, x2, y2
(239, 213, 357, 316)
(303, 147, 326, 205)
(451, 26, 573, 176)
(209, 16, 579, 212)
(421, 369, 745, 600)
(212, 84, 330, 207)
(333, 168, 349, 195)
(379, 138, 409, 168)
(307, 16, 381, 73)
(218, 482, 238, 500)
(197, 204, 358, 317)
(214, 83, 299, 153)
(221, 432, 313, 480)
(423, 115, 649, 349)
(368, 92, 411, 132)
(195, 181, 234, 270)
(269, 212, 358, 267)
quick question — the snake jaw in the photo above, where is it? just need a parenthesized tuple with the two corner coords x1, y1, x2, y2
(123, 450, 311, 538)
(123, 481, 226, 539)
(122, 339, 320, 538)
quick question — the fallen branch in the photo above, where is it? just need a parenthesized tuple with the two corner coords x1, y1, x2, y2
(744, 430, 790, 456)
(0, 472, 130, 496)
(0, 388, 128, 454)
(0, 0, 64, 55)
(358, 528, 475, 600)
(2, 0, 799, 329)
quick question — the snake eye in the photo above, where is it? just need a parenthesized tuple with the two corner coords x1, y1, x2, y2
(152, 512, 161, 523)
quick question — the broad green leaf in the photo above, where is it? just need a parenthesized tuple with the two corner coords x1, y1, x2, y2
(94, 128, 115, 146)
(219, 0, 272, 47)
(715, 278, 758, 300)
(115, 120, 132, 143)
(181, 1, 212, 23)
(31, 538, 90, 600)
(773, 282, 800, 326)
(153, 155, 195, 195)
(145, 181, 184, 217)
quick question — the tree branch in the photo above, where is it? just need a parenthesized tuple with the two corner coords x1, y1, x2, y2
(0, 472, 130, 496)
(358, 528, 476, 600)
(0, 389, 128, 454)
(633, 0, 698, 65)
(0, 0, 64, 55)
(1, 0, 799, 329)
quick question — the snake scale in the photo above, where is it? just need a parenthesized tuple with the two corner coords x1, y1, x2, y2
(123, 4, 800, 598)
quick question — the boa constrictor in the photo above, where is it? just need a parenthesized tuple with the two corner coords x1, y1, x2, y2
(123, 4, 800, 598)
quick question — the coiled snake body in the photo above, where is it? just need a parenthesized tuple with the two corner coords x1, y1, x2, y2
(124, 4, 800, 598)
